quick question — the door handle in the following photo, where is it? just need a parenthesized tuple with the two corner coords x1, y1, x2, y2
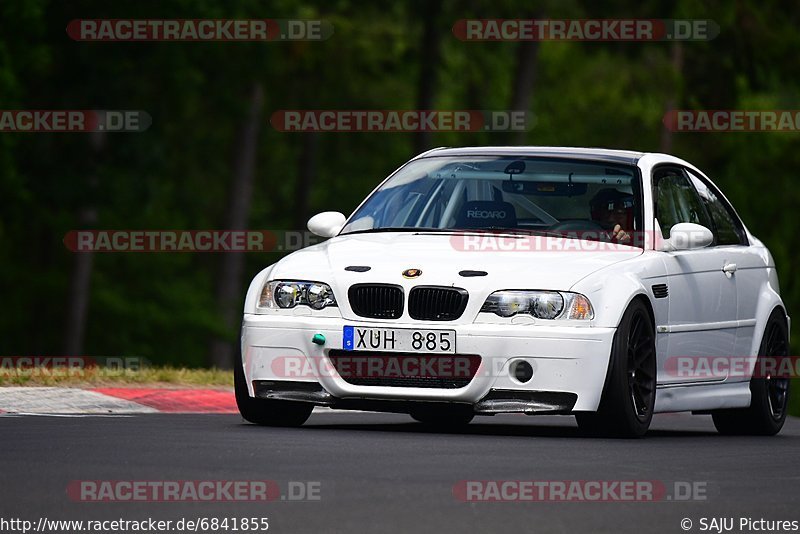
(722, 263, 737, 276)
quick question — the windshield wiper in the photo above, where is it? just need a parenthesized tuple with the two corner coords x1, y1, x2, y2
(450, 227, 565, 238)
(341, 227, 570, 238)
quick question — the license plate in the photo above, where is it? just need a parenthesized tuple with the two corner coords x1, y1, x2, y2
(343, 326, 456, 354)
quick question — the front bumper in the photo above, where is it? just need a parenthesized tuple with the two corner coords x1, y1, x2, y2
(241, 314, 616, 412)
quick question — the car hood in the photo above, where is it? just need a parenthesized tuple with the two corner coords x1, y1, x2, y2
(269, 232, 642, 321)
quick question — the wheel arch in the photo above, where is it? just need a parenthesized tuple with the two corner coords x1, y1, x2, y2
(629, 293, 656, 329)
(750, 290, 789, 358)
(590, 290, 657, 410)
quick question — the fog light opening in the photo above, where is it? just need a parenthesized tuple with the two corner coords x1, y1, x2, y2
(511, 360, 534, 383)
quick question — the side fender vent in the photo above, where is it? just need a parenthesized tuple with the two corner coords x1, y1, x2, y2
(652, 284, 669, 299)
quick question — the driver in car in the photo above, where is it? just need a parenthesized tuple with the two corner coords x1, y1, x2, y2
(590, 188, 634, 244)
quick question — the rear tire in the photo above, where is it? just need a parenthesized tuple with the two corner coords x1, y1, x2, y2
(235, 346, 313, 427)
(410, 404, 474, 428)
(712, 310, 790, 436)
(576, 299, 656, 438)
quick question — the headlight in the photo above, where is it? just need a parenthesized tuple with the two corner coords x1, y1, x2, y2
(258, 281, 337, 310)
(275, 284, 301, 308)
(480, 291, 593, 320)
(306, 283, 335, 310)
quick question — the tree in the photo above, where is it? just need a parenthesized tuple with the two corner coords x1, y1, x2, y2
(209, 83, 264, 369)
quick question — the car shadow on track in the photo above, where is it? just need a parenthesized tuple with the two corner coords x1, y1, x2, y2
(235, 418, 722, 439)
(312, 423, 720, 438)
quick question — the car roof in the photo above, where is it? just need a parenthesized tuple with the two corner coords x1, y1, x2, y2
(413, 146, 646, 165)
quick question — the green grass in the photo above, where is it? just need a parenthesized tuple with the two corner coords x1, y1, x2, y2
(0, 366, 233, 388)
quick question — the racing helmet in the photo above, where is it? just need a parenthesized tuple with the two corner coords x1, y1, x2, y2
(590, 188, 634, 230)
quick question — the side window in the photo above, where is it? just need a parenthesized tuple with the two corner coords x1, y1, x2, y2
(685, 170, 748, 246)
(653, 167, 713, 239)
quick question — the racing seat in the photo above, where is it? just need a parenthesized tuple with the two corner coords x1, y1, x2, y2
(455, 200, 517, 229)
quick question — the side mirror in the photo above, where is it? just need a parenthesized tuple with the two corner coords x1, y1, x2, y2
(307, 211, 346, 238)
(661, 222, 713, 251)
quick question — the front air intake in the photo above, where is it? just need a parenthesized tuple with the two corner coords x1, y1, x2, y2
(408, 286, 469, 321)
(348, 284, 404, 319)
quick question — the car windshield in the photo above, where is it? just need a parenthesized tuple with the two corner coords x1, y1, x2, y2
(340, 156, 642, 243)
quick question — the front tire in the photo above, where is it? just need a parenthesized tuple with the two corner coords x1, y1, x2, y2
(712, 310, 790, 436)
(235, 346, 313, 427)
(576, 299, 656, 438)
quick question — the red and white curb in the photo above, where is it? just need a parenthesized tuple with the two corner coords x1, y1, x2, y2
(0, 387, 235, 415)
(0, 387, 353, 415)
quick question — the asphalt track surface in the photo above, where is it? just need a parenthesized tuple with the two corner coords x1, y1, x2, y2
(1, 412, 798, 534)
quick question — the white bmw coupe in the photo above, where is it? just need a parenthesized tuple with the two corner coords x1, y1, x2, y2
(236, 147, 790, 437)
